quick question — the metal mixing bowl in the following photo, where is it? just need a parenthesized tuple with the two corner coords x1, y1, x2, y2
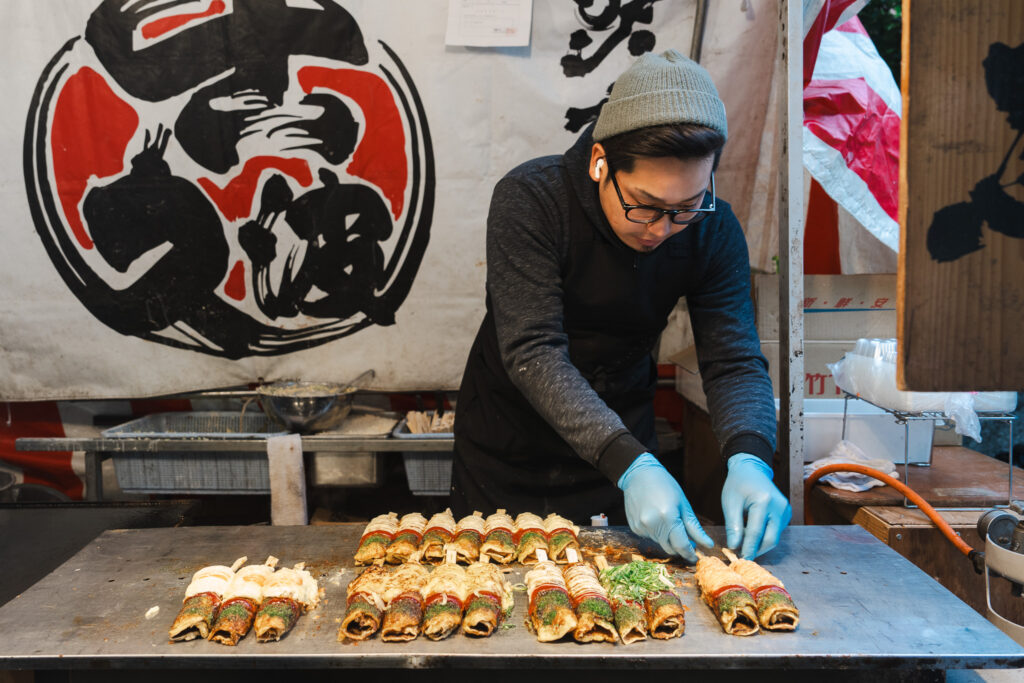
(256, 381, 357, 433)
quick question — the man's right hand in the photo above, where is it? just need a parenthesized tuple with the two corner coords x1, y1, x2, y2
(617, 453, 714, 562)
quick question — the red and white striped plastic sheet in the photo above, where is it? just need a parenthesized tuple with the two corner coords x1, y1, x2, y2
(802, 0, 901, 253)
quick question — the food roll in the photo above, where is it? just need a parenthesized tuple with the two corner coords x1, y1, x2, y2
(722, 549, 799, 631)
(610, 597, 647, 644)
(462, 561, 514, 637)
(421, 563, 469, 640)
(480, 509, 516, 564)
(168, 557, 246, 642)
(544, 513, 581, 564)
(420, 508, 457, 564)
(380, 563, 429, 642)
(355, 512, 398, 565)
(562, 562, 617, 643)
(386, 512, 428, 564)
(210, 559, 277, 645)
(514, 512, 549, 565)
(600, 561, 679, 644)
(253, 563, 320, 642)
(695, 554, 759, 636)
(339, 565, 391, 641)
(451, 511, 485, 564)
(524, 560, 577, 642)
(645, 589, 686, 639)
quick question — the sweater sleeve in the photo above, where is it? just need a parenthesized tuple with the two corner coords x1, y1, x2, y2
(687, 208, 777, 467)
(486, 174, 648, 481)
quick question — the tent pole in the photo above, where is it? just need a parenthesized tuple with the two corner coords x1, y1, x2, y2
(777, 0, 806, 524)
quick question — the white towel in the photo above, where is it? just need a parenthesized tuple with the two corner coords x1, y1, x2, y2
(803, 439, 899, 492)
(267, 433, 307, 525)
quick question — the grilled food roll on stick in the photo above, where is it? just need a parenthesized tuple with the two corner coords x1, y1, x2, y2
(355, 512, 398, 565)
(380, 563, 430, 642)
(169, 556, 247, 642)
(386, 513, 427, 564)
(514, 512, 549, 565)
(420, 509, 457, 564)
(544, 513, 581, 564)
(339, 565, 392, 641)
(695, 553, 759, 636)
(254, 563, 320, 642)
(210, 556, 279, 645)
(462, 560, 515, 637)
(722, 549, 799, 631)
(480, 509, 516, 564)
(598, 559, 685, 641)
(525, 558, 578, 642)
(451, 511, 485, 564)
(562, 560, 617, 643)
(645, 589, 686, 639)
(421, 563, 469, 640)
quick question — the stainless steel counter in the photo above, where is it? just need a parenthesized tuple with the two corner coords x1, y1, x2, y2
(0, 525, 1021, 672)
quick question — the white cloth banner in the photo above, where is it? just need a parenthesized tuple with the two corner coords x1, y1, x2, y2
(0, 0, 721, 400)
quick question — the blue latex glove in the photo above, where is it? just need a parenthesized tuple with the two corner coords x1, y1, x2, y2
(617, 453, 714, 562)
(721, 453, 792, 559)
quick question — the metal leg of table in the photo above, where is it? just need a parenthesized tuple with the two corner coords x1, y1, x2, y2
(83, 451, 105, 502)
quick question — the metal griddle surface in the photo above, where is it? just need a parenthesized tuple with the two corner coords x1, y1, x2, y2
(0, 524, 1021, 671)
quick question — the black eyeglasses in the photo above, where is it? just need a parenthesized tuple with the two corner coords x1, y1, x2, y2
(608, 162, 716, 225)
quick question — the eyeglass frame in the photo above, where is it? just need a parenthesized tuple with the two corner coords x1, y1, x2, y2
(606, 160, 716, 225)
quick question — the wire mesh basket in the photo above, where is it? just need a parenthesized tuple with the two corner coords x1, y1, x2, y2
(103, 412, 285, 438)
(102, 412, 285, 494)
(392, 414, 453, 495)
(401, 452, 453, 496)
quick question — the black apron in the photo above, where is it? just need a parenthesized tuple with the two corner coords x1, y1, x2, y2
(451, 172, 685, 524)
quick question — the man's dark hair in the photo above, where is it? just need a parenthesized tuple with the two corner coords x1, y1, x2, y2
(601, 123, 725, 173)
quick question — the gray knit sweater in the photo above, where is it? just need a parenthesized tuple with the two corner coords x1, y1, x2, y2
(485, 127, 776, 483)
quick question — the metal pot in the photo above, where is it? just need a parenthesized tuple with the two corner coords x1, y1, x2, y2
(257, 369, 374, 433)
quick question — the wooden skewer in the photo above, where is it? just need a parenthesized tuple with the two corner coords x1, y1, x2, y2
(230, 556, 248, 572)
(265, 555, 279, 568)
(565, 547, 580, 563)
(536, 548, 549, 563)
(446, 547, 458, 564)
(594, 555, 610, 571)
(695, 550, 708, 560)
(630, 553, 644, 562)
(293, 562, 305, 571)
(721, 549, 739, 564)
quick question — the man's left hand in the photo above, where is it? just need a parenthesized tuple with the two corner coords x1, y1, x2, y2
(721, 453, 792, 559)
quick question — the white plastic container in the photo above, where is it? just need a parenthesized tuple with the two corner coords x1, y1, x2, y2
(778, 398, 935, 464)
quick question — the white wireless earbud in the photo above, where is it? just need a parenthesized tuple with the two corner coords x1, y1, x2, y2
(594, 158, 604, 180)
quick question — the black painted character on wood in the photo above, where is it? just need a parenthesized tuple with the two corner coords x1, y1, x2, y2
(562, 0, 660, 133)
(927, 41, 1024, 262)
(25, 0, 433, 358)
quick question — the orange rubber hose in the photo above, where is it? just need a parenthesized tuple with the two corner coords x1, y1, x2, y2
(804, 463, 975, 557)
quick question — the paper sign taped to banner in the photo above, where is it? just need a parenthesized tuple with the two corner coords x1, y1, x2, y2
(445, 0, 532, 47)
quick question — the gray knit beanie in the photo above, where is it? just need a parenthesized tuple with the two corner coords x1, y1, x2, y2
(592, 49, 728, 142)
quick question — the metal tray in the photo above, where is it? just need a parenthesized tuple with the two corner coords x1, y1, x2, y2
(102, 411, 287, 439)
(315, 409, 401, 438)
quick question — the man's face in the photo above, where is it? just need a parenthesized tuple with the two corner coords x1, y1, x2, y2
(590, 144, 715, 253)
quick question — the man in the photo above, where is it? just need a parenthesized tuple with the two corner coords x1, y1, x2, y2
(451, 50, 790, 561)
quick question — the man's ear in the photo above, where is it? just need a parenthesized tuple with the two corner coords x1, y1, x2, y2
(589, 142, 606, 182)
